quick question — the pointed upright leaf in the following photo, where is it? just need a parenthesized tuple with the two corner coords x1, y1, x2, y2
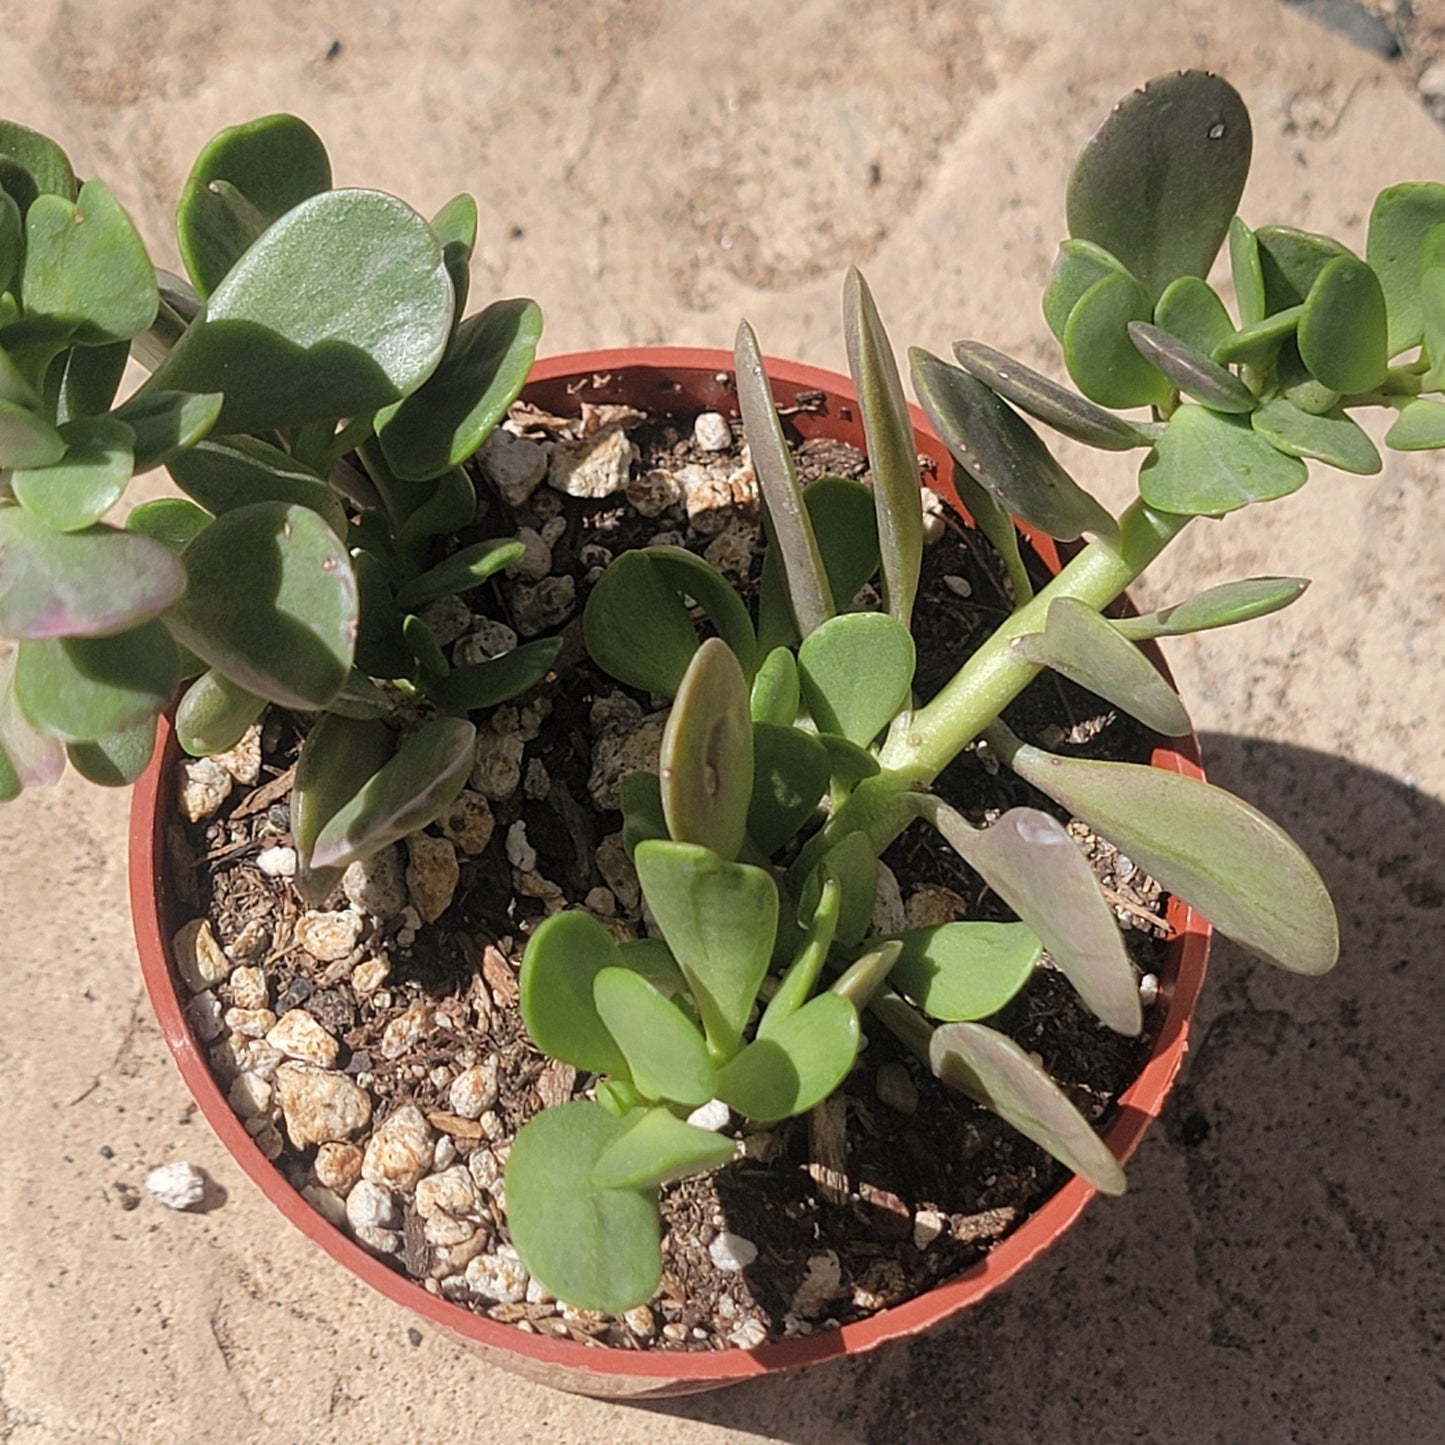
(594, 966, 716, 1106)
(1140, 404, 1307, 517)
(759, 877, 840, 1035)
(591, 1106, 736, 1191)
(1229, 216, 1266, 328)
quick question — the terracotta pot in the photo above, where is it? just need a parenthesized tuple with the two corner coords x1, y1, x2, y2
(130, 348, 1211, 1398)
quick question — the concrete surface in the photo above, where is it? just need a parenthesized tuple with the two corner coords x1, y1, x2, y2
(2, 2, 1442, 1441)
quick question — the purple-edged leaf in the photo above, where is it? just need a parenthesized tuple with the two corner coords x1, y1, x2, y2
(594, 966, 716, 1107)
(1113, 577, 1309, 641)
(591, 1106, 735, 1191)
(519, 909, 630, 1076)
(735, 319, 833, 638)
(0, 508, 186, 639)
(1011, 597, 1191, 737)
(885, 921, 1042, 1022)
(798, 611, 914, 748)
(912, 348, 1118, 544)
(1002, 739, 1338, 975)
(930, 1022, 1125, 1194)
(0, 648, 64, 795)
(1127, 322, 1255, 414)
(66, 717, 157, 787)
(174, 668, 266, 757)
(925, 798, 1141, 1036)
(11, 415, 135, 532)
(309, 715, 475, 872)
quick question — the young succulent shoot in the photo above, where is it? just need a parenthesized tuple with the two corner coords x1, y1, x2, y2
(0, 114, 554, 894)
(503, 69, 1397, 1314)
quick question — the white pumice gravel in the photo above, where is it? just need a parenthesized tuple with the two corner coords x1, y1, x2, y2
(708, 1231, 758, 1272)
(145, 1161, 207, 1211)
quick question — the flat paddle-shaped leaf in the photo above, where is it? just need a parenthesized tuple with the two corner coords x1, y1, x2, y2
(1251, 398, 1381, 475)
(518, 909, 629, 1077)
(884, 921, 1041, 1022)
(593, 967, 716, 1107)
(797, 611, 914, 748)
(1140, 404, 1307, 517)
(591, 1107, 735, 1191)
(1113, 577, 1309, 641)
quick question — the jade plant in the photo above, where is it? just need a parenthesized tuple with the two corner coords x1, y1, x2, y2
(502, 68, 1444, 1314)
(0, 114, 553, 895)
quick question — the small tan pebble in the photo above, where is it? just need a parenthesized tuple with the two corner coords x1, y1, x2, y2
(913, 1208, 947, 1250)
(679, 464, 737, 535)
(589, 692, 642, 732)
(380, 1000, 435, 1060)
(405, 834, 459, 924)
(275, 1064, 372, 1146)
(467, 1148, 502, 1195)
(437, 791, 494, 856)
(179, 758, 231, 822)
(507, 575, 576, 637)
(415, 1165, 480, 1220)
(418, 594, 472, 646)
(708, 1232, 758, 1272)
(424, 1212, 477, 1248)
(523, 757, 550, 800)
(586, 713, 667, 810)
(174, 918, 229, 993)
(224, 1006, 277, 1040)
(433, 1231, 490, 1276)
(904, 883, 968, 929)
(266, 1009, 339, 1067)
(433, 1135, 457, 1171)
(791, 1251, 843, 1317)
(342, 847, 407, 918)
(506, 525, 553, 581)
(548, 426, 635, 500)
(226, 1071, 273, 1119)
(228, 964, 269, 1011)
(694, 411, 734, 452)
(727, 1318, 768, 1350)
(362, 1104, 436, 1191)
(346, 1179, 400, 1230)
(470, 728, 525, 800)
(353, 1225, 403, 1256)
(226, 919, 270, 962)
(584, 886, 616, 917)
(465, 1245, 529, 1304)
(314, 1142, 364, 1194)
(525, 1276, 555, 1306)
(245, 1119, 285, 1160)
(453, 618, 519, 667)
(479, 427, 547, 507)
(875, 1061, 920, 1116)
(703, 524, 759, 583)
(623, 1305, 655, 1338)
(256, 845, 297, 877)
(449, 1061, 500, 1120)
(294, 909, 364, 962)
(212, 725, 263, 785)
(351, 956, 390, 995)
(300, 1184, 348, 1228)
(920, 486, 947, 545)
(661, 1322, 688, 1343)
(594, 833, 640, 912)
(1139, 973, 1160, 1007)
(534, 1059, 577, 1110)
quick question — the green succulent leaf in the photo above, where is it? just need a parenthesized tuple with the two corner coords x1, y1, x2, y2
(1228, 216, 1266, 328)
(1256, 225, 1355, 314)
(1296, 255, 1388, 394)
(1139, 404, 1307, 518)
(1275, 340, 1342, 415)
(1113, 577, 1310, 641)
(1011, 597, 1192, 737)
(750, 646, 801, 726)
(519, 909, 631, 1076)
(759, 876, 841, 1036)
(1210, 304, 1303, 368)
(594, 966, 717, 1107)
(13, 622, 178, 743)
(177, 114, 332, 298)
(633, 839, 778, 1061)
(0, 188, 18, 294)
(112, 390, 224, 473)
(583, 549, 699, 697)
(735, 319, 834, 639)
(620, 771, 668, 859)
(0, 508, 187, 639)
(10, 415, 134, 532)
(393, 537, 524, 611)
(843, 268, 922, 630)
(1384, 396, 1445, 450)
(505, 1102, 662, 1314)
(0, 346, 40, 409)
(0, 396, 66, 469)
(1250, 398, 1381, 475)
(818, 733, 880, 789)
(150, 189, 453, 435)
(167, 436, 347, 538)
(1000, 738, 1339, 975)
(46, 340, 130, 424)
(659, 638, 754, 861)
(946, 459, 1034, 607)
(646, 545, 757, 679)
(748, 720, 831, 857)
(167, 501, 357, 710)
(0, 649, 65, 793)
(351, 550, 411, 678)
(714, 990, 860, 1124)
(395, 466, 475, 545)
(930, 1022, 1125, 1195)
(0, 121, 77, 203)
(829, 937, 905, 1012)
(21, 180, 158, 344)
(1419, 259, 1445, 391)
(377, 297, 542, 481)
(431, 193, 478, 320)
(1366, 182, 1445, 355)
(953, 341, 1154, 451)
(591, 1106, 735, 1192)
(428, 636, 562, 711)
(66, 717, 157, 786)
(1154, 275, 1237, 354)
(1042, 238, 1133, 341)
(912, 348, 1118, 544)
(309, 716, 475, 873)
(885, 921, 1041, 1022)
(925, 799, 1140, 1036)
(174, 668, 266, 757)
(797, 611, 913, 749)
(1063, 271, 1173, 410)
(1126, 322, 1255, 414)
(812, 829, 877, 948)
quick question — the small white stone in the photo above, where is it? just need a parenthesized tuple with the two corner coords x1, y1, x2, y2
(1420, 60, 1445, 101)
(694, 411, 734, 452)
(471, 728, 525, 800)
(294, 909, 364, 962)
(548, 426, 635, 500)
(479, 427, 548, 507)
(433, 1134, 457, 1171)
(256, 845, 297, 878)
(173, 918, 229, 994)
(351, 956, 391, 995)
(680, 464, 738, 535)
(424, 1212, 477, 1248)
(178, 758, 232, 822)
(346, 1178, 401, 1231)
(228, 964, 269, 1011)
(342, 847, 408, 919)
(406, 834, 459, 924)
(453, 618, 519, 667)
(184, 990, 225, 1043)
(875, 1061, 920, 1116)
(380, 1000, 434, 1060)
(505, 820, 537, 873)
(437, 791, 494, 856)
(415, 1165, 480, 1220)
(1139, 973, 1160, 1007)
(465, 1244, 529, 1303)
(314, 1142, 363, 1194)
(266, 1009, 339, 1067)
(727, 1318, 768, 1350)
(353, 1224, 403, 1255)
(224, 1006, 277, 1039)
(792, 1250, 843, 1317)
(467, 1148, 502, 1195)
(708, 1231, 758, 1273)
(362, 1104, 435, 1191)
(507, 575, 576, 637)
(686, 1099, 732, 1133)
(450, 1060, 500, 1120)
(275, 1063, 372, 1146)
(145, 1160, 206, 1211)
(920, 486, 948, 545)
(623, 1304, 656, 1337)
(418, 594, 473, 647)
(434, 1231, 490, 1276)
(526, 1276, 556, 1306)
(211, 725, 263, 786)
(507, 526, 553, 581)
(913, 1208, 947, 1250)
(300, 1184, 348, 1228)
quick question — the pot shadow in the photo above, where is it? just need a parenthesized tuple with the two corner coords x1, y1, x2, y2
(639, 736, 1445, 1444)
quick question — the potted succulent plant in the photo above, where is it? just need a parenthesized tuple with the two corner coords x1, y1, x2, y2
(4, 69, 1443, 1393)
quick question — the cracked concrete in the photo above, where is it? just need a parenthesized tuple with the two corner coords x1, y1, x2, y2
(1, 2, 1444, 1441)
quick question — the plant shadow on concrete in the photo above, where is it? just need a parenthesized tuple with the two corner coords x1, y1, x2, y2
(644, 735, 1444, 1443)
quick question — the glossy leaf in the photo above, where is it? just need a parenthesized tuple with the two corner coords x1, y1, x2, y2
(393, 537, 524, 611)
(46, 340, 129, 423)
(1139, 404, 1307, 518)
(0, 508, 186, 639)
(813, 829, 877, 948)
(309, 716, 475, 872)
(925, 799, 1140, 1036)
(1250, 398, 1380, 475)
(428, 636, 562, 711)
(11, 416, 134, 532)
(1229, 216, 1266, 328)
(519, 909, 630, 1076)
(1296, 255, 1388, 394)
(798, 611, 913, 748)
(0, 121, 77, 202)
(885, 921, 1041, 1022)
(647, 546, 757, 679)
(659, 638, 753, 861)
(843, 268, 922, 629)
(714, 990, 860, 1123)
(1154, 275, 1236, 354)
(1211, 305, 1303, 368)
(1113, 577, 1309, 641)
(930, 1023, 1125, 1195)
(0, 397, 65, 469)
(395, 465, 475, 545)
(177, 114, 332, 298)
(759, 877, 840, 1036)
(66, 717, 156, 786)
(748, 720, 830, 856)
(431, 193, 478, 320)
(1366, 182, 1445, 355)
(13, 622, 178, 742)
(583, 549, 699, 697)
(591, 1106, 736, 1192)
(167, 436, 347, 538)
(735, 320, 833, 638)
(1063, 271, 1172, 410)
(1002, 739, 1339, 975)
(947, 461, 1033, 607)
(594, 966, 716, 1106)
(174, 668, 266, 756)
(378, 298, 542, 481)
(21, 180, 157, 343)
(750, 646, 801, 726)
(176, 180, 268, 309)
(912, 348, 1118, 544)
(113, 390, 224, 472)
(1042, 238, 1133, 341)
(168, 501, 357, 710)
(633, 839, 778, 1060)
(1256, 225, 1354, 313)
(505, 1102, 662, 1314)
(1384, 397, 1445, 450)
(150, 189, 453, 435)
(1011, 597, 1192, 737)
(953, 340, 1154, 451)
(1126, 322, 1255, 413)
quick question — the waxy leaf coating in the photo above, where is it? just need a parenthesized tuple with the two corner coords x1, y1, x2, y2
(1367, 181, 1445, 355)
(168, 436, 347, 538)
(1250, 398, 1381, 475)
(1256, 225, 1354, 312)
(175, 668, 266, 757)
(11, 415, 135, 533)
(1153, 276, 1236, 355)
(1063, 271, 1172, 410)
(885, 921, 1042, 1022)
(1385, 396, 1445, 450)
(1113, 577, 1309, 641)
(797, 611, 914, 748)
(1042, 238, 1132, 342)
(593, 966, 716, 1106)
(1296, 255, 1388, 395)
(1140, 405, 1307, 518)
